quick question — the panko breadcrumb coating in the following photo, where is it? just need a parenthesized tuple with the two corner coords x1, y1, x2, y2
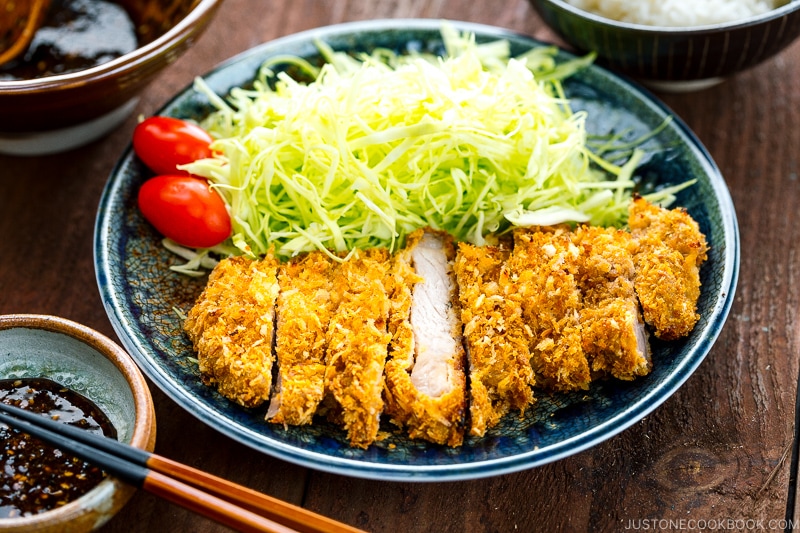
(455, 242, 535, 437)
(267, 251, 337, 426)
(183, 254, 280, 408)
(629, 197, 709, 340)
(384, 229, 467, 447)
(572, 225, 650, 380)
(181, 197, 709, 448)
(324, 248, 392, 449)
(509, 227, 590, 392)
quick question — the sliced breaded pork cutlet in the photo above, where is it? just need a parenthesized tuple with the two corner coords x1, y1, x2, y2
(324, 248, 392, 449)
(454, 241, 535, 437)
(572, 225, 650, 381)
(629, 197, 709, 340)
(385, 228, 467, 446)
(509, 227, 591, 392)
(267, 251, 338, 426)
(184, 254, 280, 408)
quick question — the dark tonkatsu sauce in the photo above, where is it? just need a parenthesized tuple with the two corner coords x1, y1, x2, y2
(0, 0, 138, 80)
(0, 378, 116, 518)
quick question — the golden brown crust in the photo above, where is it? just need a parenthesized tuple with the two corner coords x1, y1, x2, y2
(509, 227, 590, 392)
(268, 251, 337, 426)
(384, 229, 467, 447)
(182, 198, 708, 448)
(572, 225, 650, 381)
(455, 242, 535, 437)
(324, 248, 392, 449)
(183, 254, 280, 408)
(629, 197, 709, 340)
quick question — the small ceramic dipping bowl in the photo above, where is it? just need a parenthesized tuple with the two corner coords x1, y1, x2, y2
(527, 0, 800, 92)
(0, 314, 156, 533)
(0, 0, 224, 156)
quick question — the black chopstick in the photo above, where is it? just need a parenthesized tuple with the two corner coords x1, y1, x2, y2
(0, 402, 363, 533)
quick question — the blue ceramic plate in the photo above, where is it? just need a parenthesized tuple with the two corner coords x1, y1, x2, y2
(95, 19, 739, 481)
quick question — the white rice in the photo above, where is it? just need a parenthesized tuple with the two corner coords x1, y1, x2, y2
(563, 0, 786, 26)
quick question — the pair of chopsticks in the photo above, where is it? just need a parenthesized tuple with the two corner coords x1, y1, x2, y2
(0, 402, 364, 533)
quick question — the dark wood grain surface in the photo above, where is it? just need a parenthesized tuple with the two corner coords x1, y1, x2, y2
(1, 1, 798, 531)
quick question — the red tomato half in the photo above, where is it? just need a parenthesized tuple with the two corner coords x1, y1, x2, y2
(133, 116, 213, 176)
(138, 175, 231, 248)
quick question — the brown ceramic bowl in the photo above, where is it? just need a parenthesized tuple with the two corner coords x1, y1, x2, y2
(0, 314, 156, 532)
(0, 0, 224, 155)
(528, 0, 800, 92)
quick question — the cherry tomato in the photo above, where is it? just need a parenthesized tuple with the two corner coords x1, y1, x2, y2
(133, 116, 213, 176)
(138, 175, 231, 248)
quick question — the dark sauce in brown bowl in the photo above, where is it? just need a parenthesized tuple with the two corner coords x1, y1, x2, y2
(0, 378, 117, 518)
(0, 0, 139, 80)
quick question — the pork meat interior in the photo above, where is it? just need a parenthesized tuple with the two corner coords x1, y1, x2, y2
(385, 229, 467, 446)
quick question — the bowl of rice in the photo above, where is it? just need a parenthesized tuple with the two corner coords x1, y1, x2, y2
(528, 0, 800, 91)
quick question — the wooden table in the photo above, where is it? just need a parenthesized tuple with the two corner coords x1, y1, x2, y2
(1, 1, 798, 531)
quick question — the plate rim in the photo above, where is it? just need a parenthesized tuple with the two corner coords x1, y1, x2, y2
(94, 18, 740, 481)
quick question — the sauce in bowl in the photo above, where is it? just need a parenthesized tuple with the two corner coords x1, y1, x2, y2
(0, 0, 139, 80)
(0, 378, 117, 518)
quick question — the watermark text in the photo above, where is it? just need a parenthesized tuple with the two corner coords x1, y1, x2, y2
(624, 518, 796, 531)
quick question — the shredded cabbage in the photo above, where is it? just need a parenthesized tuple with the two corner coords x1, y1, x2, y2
(184, 25, 674, 260)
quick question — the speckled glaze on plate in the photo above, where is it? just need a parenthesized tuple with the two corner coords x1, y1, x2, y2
(94, 19, 739, 481)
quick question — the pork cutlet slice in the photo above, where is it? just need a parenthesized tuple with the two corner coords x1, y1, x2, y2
(629, 197, 709, 340)
(509, 227, 591, 392)
(267, 251, 338, 426)
(324, 248, 392, 449)
(184, 254, 280, 408)
(455, 241, 536, 437)
(385, 228, 467, 446)
(572, 225, 650, 380)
